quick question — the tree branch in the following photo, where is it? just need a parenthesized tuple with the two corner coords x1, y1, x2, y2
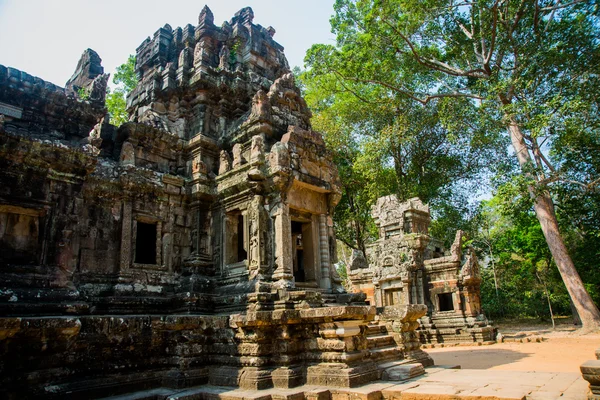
(379, 15, 489, 78)
(540, 0, 586, 12)
(483, 4, 499, 71)
(333, 70, 484, 105)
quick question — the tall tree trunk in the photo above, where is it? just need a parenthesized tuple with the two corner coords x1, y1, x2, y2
(570, 298, 582, 326)
(506, 114, 600, 331)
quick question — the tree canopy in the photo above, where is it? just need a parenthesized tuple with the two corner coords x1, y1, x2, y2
(305, 0, 600, 329)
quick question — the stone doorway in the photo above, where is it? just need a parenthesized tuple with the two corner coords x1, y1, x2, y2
(438, 292, 454, 312)
(291, 219, 316, 285)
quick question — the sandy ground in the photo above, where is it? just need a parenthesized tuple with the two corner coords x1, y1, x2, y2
(427, 324, 600, 373)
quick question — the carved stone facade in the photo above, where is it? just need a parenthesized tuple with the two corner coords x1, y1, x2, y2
(0, 7, 432, 398)
(349, 196, 495, 344)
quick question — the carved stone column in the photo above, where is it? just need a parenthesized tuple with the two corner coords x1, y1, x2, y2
(381, 304, 434, 367)
(306, 318, 378, 387)
(119, 200, 132, 272)
(411, 272, 418, 304)
(417, 270, 424, 304)
(401, 277, 412, 305)
(319, 214, 331, 290)
(272, 202, 293, 286)
(248, 195, 268, 279)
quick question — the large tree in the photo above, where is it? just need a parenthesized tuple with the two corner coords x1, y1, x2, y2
(306, 0, 600, 329)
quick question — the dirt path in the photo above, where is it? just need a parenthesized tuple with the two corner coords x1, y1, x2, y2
(427, 329, 600, 373)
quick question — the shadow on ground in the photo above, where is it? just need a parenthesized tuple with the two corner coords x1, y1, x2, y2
(428, 348, 529, 369)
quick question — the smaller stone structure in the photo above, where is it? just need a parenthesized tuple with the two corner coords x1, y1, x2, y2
(349, 196, 495, 344)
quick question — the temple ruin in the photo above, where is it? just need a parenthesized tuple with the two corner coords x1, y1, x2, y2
(348, 196, 495, 344)
(0, 7, 434, 399)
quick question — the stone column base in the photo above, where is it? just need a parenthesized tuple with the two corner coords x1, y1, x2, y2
(581, 359, 600, 399)
(306, 362, 378, 388)
(272, 366, 305, 388)
(209, 366, 273, 390)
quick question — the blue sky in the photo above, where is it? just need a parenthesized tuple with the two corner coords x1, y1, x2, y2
(0, 0, 336, 87)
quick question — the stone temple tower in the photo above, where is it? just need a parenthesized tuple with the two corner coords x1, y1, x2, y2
(123, 4, 345, 298)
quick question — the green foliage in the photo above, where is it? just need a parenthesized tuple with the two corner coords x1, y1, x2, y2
(304, 0, 600, 319)
(230, 39, 242, 66)
(105, 88, 128, 127)
(472, 183, 600, 321)
(77, 87, 90, 100)
(473, 196, 571, 320)
(301, 23, 509, 248)
(107, 55, 137, 127)
(305, 0, 600, 194)
(113, 54, 137, 93)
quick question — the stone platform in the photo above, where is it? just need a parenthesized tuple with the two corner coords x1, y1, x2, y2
(103, 367, 587, 400)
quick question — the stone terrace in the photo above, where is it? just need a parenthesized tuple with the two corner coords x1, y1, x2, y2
(102, 368, 587, 400)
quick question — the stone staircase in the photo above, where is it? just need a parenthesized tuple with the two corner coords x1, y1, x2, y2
(317, 297, 431, 383)
(364, 321, 427, 381)
(366, 322, 403, 363)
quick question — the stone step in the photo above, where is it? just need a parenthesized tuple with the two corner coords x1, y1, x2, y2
(366, 324, 387, 336)
(101, 387, 173, 400)
(381, 362, 425, 381)
(366, 334, 396, 348)
(321, 294, 338, 304)
(367, 345, 402, 362)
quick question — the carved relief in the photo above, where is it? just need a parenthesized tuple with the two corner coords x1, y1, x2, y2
(218, 44, 230, 70)
(120, 141, 135, 166)
(247, 195, 267, 279)
(232, 143, 244, 168)
(192, 155, 208, 176)
(250, 90, 271, 121)
(250, 134, 265, 163)
(218, 150, 232, 175)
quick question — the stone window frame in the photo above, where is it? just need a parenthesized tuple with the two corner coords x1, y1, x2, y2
(384, 287, 403, 306)
(132, 215, 164, 270)
(437, 292, 455, 312)
(223, 209, 248, 273)
(0, 204, 48, 266)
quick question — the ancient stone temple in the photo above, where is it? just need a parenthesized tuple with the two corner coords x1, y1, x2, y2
(348, 196, 495, 344)
(0, 7, 432, 399)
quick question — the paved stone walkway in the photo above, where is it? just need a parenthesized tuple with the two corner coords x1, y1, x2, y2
(107, 366, 588, 400)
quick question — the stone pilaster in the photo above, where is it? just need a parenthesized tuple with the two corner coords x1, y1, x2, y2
(272, 202, 293, 286)
(417, 270, 424, 304)
(319, 214, 331, 290)
(248, 195, 268, 278)
(411, 272, 418, 304)
(381, 304, 434, 367)
(119, 200, 132, 272)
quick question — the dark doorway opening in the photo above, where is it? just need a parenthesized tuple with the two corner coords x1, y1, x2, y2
(438, 292, 454, 312)
(291, 221, 305, 282)
(237, 214, 246, 262)
(135, 222, 157, 264)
